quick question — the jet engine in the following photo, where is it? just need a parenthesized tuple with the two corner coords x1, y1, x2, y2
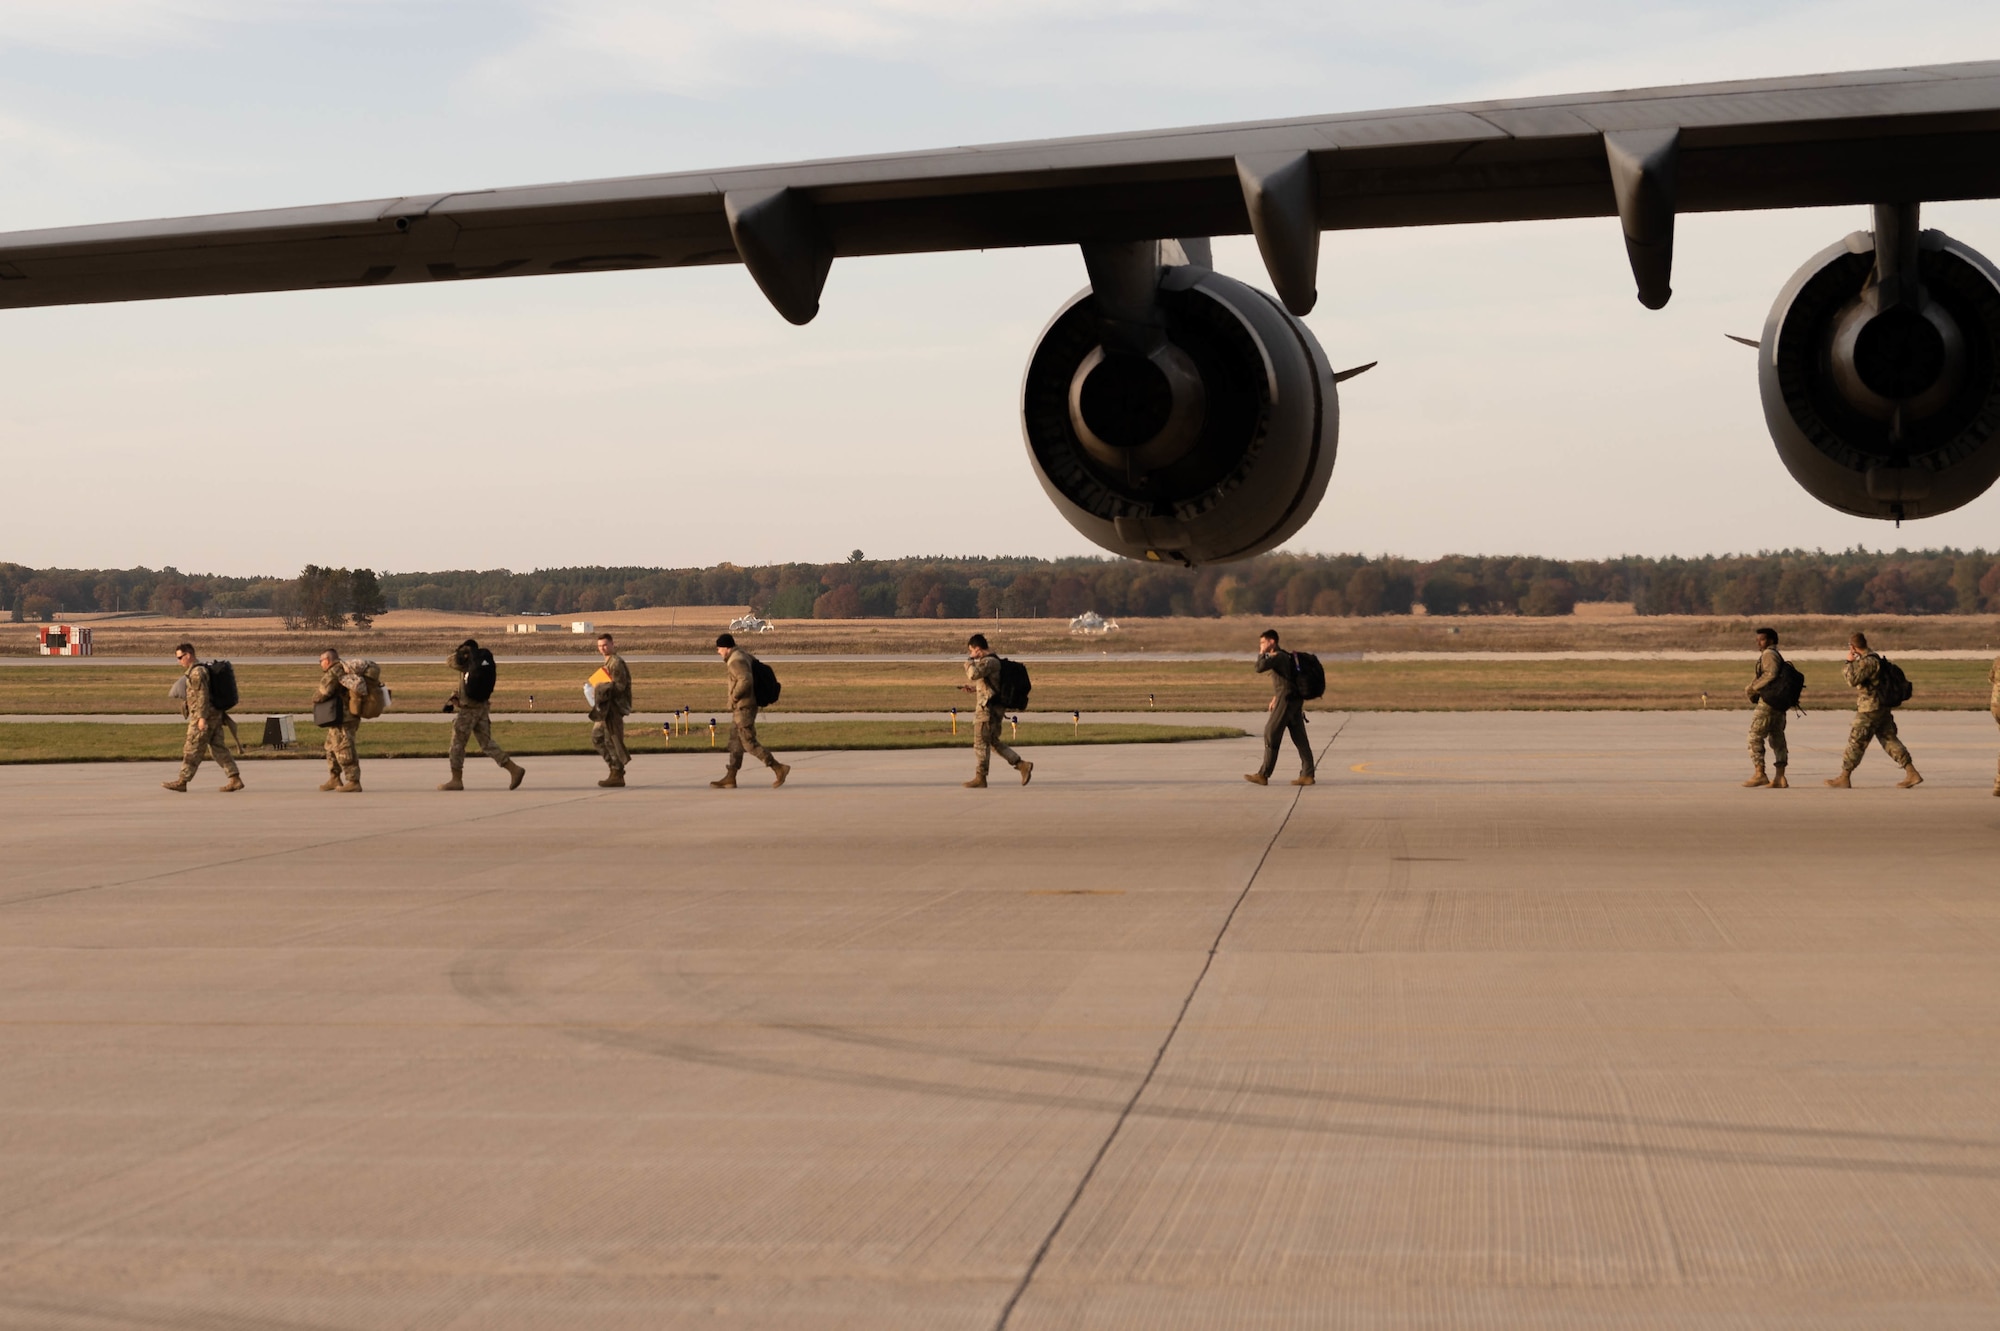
(1760, 207, 2000, 521)
(1021, 258, 1339, 565)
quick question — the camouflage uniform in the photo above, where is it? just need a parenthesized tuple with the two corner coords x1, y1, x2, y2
(1746, 646, 1789, 770)
(448, 649, 513, 773)
(314, 656, 361, 788)
(1840, 651, 1913, 772)
(965, 654, 1023, 778)
(590, 652, 633, 778)
(1254, 650, 1314, 780)
(1990, 657, 1999, 790)
(175, 662, 240, 784)
(723, 647, 782, 776)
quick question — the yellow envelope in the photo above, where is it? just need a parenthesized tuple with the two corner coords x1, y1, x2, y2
(588, 667, 613, 686)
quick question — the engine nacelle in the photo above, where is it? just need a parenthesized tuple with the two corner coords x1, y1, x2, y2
(1760, 228, 2000, 520)
(1022, 266, 1337, 565)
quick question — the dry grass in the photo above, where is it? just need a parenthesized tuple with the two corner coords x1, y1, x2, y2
(19, 611, 2000, 659)
(4, 657, 1995, 715)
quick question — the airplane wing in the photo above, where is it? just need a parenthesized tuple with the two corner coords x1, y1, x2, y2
(1, 59, 1997, 322)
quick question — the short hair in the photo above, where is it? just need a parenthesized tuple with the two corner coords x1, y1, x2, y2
(967, 633, 990, 650)
(597, 632, 614, 645)
(1851, 631, 1869, 649)
(459, 637, 479, 653)
(174, 641, 194, 657)
(715, 633, 736, 649)
(320, 648, 339, 662)
(1755, 626, 1778, 644)
(1259, 628, 1281, 644)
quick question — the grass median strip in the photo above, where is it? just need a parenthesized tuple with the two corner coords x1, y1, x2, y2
(0, 720, 1246, 765)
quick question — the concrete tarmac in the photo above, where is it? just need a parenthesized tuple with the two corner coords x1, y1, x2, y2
(4, 711, 2000, 1329)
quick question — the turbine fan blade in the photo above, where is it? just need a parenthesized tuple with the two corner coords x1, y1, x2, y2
(1725, 334, 1760, 348)
(1332, 361, 1378, 382)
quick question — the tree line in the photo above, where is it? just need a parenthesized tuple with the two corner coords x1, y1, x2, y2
(7, 548, 2000, 623)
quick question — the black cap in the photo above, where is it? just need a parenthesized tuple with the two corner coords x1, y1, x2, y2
(716, 633, 736, 648)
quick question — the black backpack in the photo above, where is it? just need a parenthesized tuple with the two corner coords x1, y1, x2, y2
(995, 658, 1033, 710)
(1875, 655, 1914, 708)
(1290, 651, 1326, 701)
(463, 647, 498, 703)
(1761, 654, 1806, 712)
(203, 660, 239, 713)
(751, 658, 782, 707)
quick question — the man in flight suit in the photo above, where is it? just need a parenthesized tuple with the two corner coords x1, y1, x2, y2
(162, 642, 242, 793)
(959, 633, 1032, 788)
(1743, 626, 1790, 788)
(1246, 628, 1314, 786)
(313, 647, 362, 792)
(590, 633, 632, 788)
(1827, 631, 1922, 789)
(711, 632, 790, 789)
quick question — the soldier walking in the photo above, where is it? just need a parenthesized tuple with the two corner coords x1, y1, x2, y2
(440, 638, 525, 791)
(1827, 631, 1922, 789)
(162, 642, 242, 793)
(1743, 626, 1790, 788)
(959, 633, 1032, 788)
(1246, 628, 1314, 786)
(313, 647, 363, 792)
(1989, 655, 2000, 796)
(589, 632, 632, 788)
(711, 632, 790, 789)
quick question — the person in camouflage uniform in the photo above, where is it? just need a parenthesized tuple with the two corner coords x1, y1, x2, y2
(1990, 655, 2000, 796)
(313, 648, 363, 792)
(162, 642, 242, 793)
(1742, 626, 1790, 788)
(589, 633, 633, 788)
(958, 633, 1032, 788)
(440, 638, 525, 792)
(1827, 631, 1922, 789)
(711, 632, 790, 789)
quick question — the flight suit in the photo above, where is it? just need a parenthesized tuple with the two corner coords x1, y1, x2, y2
(722, 648, 782, 777)
(965, 654, 1024, 780)
(1746, 646, 1789, 773)
(314, 656, 361, 790)
(174, 662, 240, 786)
(591, 652, 633, 780)
(1254, 649, 1314, 781)
(1840, 651, 1913, 773)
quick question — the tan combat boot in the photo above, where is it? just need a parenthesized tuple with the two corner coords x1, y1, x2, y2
(1243, 773, 1268, 786)
(1897, 765, 1924, 789)
(1770, 765, 1789, 789)
(598, 771, 625, 788)
(963, 773, 988, 788)
(506, 761, 526, 791)
(337, 781, 363, 793)
(1292, 773, 1316, 786)
(710, 773, 736, 789)
(161, 778, 188, 792)
(438, 769, 464, 791)
(219, 776, 243, 793)
(771, 763, 791, 788)
(1824, 770, 1852, 788)
(1742, 765, 1769, 788)
(318, 774, 342, 792)
(1019, 760, 1034, 786)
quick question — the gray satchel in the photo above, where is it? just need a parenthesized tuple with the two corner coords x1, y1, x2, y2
(312, 696, 343, 727)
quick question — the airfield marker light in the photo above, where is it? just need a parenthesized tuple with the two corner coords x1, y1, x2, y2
(527, 695, 534, 711)
(1072, 710, 1081, 736)
(1148, 692, 1156, 709)
(949, 707, 958, 736)
(709, 718, 717, 747)
(1009, 714, 1019, 740)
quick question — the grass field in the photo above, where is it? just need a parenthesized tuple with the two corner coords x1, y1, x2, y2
(0, 720, 1245, 765)
(4, 657, 1996, 714)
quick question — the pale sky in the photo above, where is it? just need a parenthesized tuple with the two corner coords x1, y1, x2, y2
(4, 1, 2000, 576)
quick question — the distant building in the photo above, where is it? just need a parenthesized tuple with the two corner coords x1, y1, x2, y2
(570, 621, 594, 634)
(508, 622, 561, 634)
